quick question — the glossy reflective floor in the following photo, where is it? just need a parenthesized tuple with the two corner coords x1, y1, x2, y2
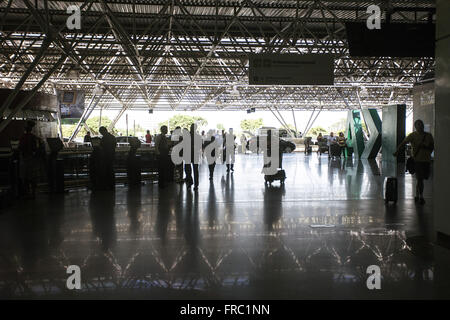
(1, 153, 450, 299)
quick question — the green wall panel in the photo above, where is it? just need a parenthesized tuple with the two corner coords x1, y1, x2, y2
(346, 110, 365, 158)
(361, 108, 382, 159)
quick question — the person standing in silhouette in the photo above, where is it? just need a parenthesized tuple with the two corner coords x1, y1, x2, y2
(18, 121, 39, 198)
(84, 131, 92, 143)
(327, 132, 337, 159)
(155, 125, 169, 188)
(99, 126, 117, 190)
(240, 133, 247, 154)
(204, 132, 217, 180)
(145, 130, 152, 144)
(224, 129, 236, 173)
(186, 123, 202, 190)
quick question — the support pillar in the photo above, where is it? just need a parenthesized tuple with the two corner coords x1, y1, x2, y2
(434, 0, 450, 243)
(381, 104, 406, 163)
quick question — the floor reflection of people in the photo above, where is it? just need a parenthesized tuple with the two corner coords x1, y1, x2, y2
(89, 191, 117, 251)
(127, 187, 142, 235)
(263, 184, 285, 231)
(183, 190, 200, 270)
(337, 158, 346, 186)
(174, 185, 185, 238)
(327, 158, 340, 187)
(11, 198, 64, 271)
(47, 194, 65, 250)
(345, 160, 364, 200)
(221, 173, 235, 220)
(156, 188, 172, 245)
(317, 154, 323, 177)
(207, 181, 218, 228)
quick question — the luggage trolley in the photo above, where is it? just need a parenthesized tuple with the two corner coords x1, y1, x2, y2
(318, 141, 329, 155)
(263, 149, 286, 186)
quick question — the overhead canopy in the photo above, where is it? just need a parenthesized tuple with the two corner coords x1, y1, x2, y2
(0, 0, 435, 114)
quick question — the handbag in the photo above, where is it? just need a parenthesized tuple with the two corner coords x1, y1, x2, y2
(406, 134, 426, 174)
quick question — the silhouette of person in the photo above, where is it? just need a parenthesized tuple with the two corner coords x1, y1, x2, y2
(145, 130, 152, 144)
(204, 134, 217, 180)
(186, 123, 202, 190)
(99, 126, 117, 190)
(84, 131, 92, 143)
(155, 125, 170, 188)
(18, 121, 39, 198)
(394, 119, 434, 205)
(224, 129, 236, 173)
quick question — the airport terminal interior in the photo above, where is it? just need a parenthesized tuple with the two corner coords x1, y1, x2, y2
(1, 0, 450, 300)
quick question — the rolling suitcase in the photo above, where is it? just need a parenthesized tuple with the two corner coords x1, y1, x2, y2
(264, 169, 286, 185)
(384, 176, 398, 204)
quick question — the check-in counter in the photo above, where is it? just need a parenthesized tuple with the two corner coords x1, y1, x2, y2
(57, 144, 158, 189)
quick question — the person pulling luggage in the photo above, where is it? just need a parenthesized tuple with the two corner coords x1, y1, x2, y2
(394, 119, 434, 205)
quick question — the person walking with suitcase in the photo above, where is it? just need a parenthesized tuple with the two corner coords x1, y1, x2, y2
(394, 119, 434, 205)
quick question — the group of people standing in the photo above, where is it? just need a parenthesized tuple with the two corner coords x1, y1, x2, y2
(317, 131, 348, 158)
(155, 124, 236, 190)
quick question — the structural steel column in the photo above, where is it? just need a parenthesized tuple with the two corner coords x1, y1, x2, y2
(381, 104, 406, 163)
(434, 0, 450, 241)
